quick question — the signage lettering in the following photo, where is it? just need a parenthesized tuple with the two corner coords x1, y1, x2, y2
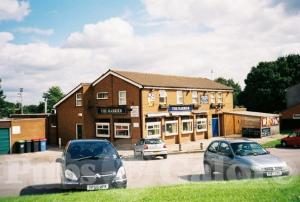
(97, 107, 127, 115)
(168, 105, 193, 112)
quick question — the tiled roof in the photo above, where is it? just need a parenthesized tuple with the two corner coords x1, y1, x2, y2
(112, 69, 233, 90)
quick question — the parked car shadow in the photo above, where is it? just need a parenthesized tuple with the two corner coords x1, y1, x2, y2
(19, 184, 69, 196)
(123, 155, 165, 162)
(179, 173, 226, 182)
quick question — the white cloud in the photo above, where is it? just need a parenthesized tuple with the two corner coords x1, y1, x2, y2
(14, 27, 54, 36)
(1, 1, 300, 105)
(0, 32, 14, 44)
(0, 0, 30, 21)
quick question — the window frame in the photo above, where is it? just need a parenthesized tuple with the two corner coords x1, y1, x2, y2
(76, 123, 83, 139)
(114, 123, 130, 138)
(196, 118, 207, 132)
(181, 119, 193, 134)
(97, 92, 108, 100)
(218, 142, 233, 156)
(208, 141, 219, 153)
(217, 92, 223, 104)
(165, 120, 178, 136)
(95, 122, 110, 138)
(177, 90, 183, 104)
(210, 93, 215, 104)
(76, 93, 83, 106)
(159, 90, 167, 105)
(146, 122, 161, 138)
(118, 91, 127, 105)
(192, 91, 198, 104)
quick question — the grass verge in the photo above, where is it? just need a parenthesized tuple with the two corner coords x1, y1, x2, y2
(1, 176, 300, 202)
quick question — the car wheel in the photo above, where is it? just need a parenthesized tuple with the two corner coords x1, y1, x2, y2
(235, 168, 244, 180)
(163, 154, 167, 159)
(281, 141, 287, 147)
(204, 163, 214, 179)
(142, 153, 147, 160)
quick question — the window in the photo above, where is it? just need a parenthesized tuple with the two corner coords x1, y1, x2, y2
(96, 123, 110, 137)
(217, 93, 223, 103)
(76, 123, 83, 139)
(159, 90, 167, 105)
(208, 141, 219, 153)
(177, 91, 183, 104)
(97, 92, 108, 100)
(76, 93, 82, 106)
(165, 120, 178, 136)
(114, 123, 130, 138)
(210, 93, 215, 104)
(192, 91, 198, 104)
(182, 119, 193, 134)
(219, 142, 232, 156)
(119, 91, 126, 105)
(196, 118, 207, 132)
(146, 122, 161, 137)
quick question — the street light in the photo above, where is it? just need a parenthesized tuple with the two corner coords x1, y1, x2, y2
(17, 88, 23, 114)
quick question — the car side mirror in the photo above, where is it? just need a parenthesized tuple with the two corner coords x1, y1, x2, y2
(119, 155, 124, 159)
(56, 158, 63, 163)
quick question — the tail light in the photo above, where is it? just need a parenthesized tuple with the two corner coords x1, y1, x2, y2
(163, 144, 167, 148)
(144, 144, 148, 149)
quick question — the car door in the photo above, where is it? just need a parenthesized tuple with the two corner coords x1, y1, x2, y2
(287, 134, 296, 146)
(205, 141, 220, 169)
(217, 142, 234, 173)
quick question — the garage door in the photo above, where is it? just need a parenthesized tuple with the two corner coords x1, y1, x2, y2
(0, 128, 10, 155)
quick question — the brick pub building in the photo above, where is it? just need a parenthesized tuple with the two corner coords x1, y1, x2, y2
(54, 69, 234, 146)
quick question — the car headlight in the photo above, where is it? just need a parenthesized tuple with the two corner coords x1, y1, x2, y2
(251, 165, 264, 172)
(114, 166, 126, 182)
(65, 169, 78, 181)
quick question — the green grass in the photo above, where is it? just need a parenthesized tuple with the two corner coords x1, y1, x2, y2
(1, 176, 300, 202)
(262, 139, 282, 148)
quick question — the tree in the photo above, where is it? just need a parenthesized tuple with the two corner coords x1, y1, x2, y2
(239, 54, 300, 113)
(215, 77, 242, 106)
(43, 86, 64, 112)
(0, 80, 15, 118)
(23, 102, 45, 114)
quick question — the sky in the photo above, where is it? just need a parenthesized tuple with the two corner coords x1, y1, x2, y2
(0, 0, 300, 105)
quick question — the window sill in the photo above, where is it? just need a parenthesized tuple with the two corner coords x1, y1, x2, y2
(146, 135, 161, 138)
(114, 136, 131, 139)
(196, 130, 207, 133)
(96, 135, 110, 138)
(182, 131, 193, 134)
(165, 133, 178, 136)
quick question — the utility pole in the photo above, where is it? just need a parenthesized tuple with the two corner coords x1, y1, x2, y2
(211, 69, 214, 80)
(44, 97, 48, 114)
(18, 88, 23, 114)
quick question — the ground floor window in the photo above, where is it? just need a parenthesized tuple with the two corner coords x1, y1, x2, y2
(114, 123, 130, 138)
(76, 123, 83, 139)
(146, 122, 161, 137)
(96, 123, 110, 137)
(182, 119, 193, 134)
(165, 120, 178, 136)
(197, 118, 207, 132)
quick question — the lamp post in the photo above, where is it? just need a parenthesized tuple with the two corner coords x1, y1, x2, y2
(18, 88, 23, 114)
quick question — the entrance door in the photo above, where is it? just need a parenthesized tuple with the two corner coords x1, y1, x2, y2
(212, 117, 219, 137)
(0, 128, 10, 155)
(76, 124, 83, 139)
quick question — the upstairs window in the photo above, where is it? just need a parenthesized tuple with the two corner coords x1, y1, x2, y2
(96, 123, 110, 137)
(177, 91, 183, 104)
(217, 93, 223, 103)
(159, 90, 167, 105)
(210, 93, 215, 104)
(76, 93, 82, 106)
(192, 91, 198, 104)
(119, 91, 126, 105)
(97, 92, 108, 100)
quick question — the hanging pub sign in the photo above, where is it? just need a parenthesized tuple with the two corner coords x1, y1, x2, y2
(200, 95, 209, 104)
(97, 107, 127, 115)
(168, 104, 193, 112)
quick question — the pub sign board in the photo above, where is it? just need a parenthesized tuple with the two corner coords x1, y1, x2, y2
(168, 105, 193, 112)
(97, 107, 127, 115)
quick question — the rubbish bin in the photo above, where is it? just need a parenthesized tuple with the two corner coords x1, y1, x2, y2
(39, 138, 47, 152)
(31, 138, 40, 152)
(17, 140, 25, 154)
(25, 140, 32, 153)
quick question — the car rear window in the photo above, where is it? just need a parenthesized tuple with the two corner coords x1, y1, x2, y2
(144, 139, 163, 144)
(67, 141, 118, 160)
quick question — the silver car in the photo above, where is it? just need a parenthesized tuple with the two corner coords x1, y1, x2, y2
(203, 139, 289, 180)
(133, 138, 168, 160)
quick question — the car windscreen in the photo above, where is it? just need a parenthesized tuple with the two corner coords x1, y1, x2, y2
(66, 141, 118, 160)
(230, 142, 268, 156)
(144, 139, 163, 144)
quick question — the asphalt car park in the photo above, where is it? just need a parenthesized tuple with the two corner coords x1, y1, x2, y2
(0, 147, 299, 197)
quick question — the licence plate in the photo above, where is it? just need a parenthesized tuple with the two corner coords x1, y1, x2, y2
(87, 184, 109, 191)
(266, 171, 282, 176)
